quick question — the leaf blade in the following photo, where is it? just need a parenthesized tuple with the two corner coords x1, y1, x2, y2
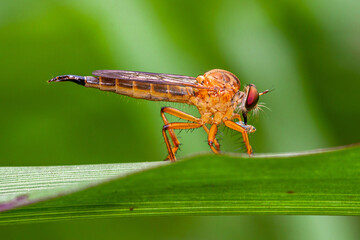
(0, 144, 359, 224)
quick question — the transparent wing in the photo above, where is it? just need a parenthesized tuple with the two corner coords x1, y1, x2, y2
(92, 70, 201, 88)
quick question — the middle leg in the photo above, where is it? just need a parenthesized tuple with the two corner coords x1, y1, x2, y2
(207, 124, 220, 154)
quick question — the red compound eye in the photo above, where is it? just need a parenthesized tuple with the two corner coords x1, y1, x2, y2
(245, 85, 259, 110)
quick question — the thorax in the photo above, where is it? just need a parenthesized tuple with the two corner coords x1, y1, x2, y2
(190, 69, 241, 124)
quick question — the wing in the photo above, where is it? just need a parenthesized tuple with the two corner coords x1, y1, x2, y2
(92, 70, 202, 88)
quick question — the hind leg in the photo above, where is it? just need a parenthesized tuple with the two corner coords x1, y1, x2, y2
(161, 107, 220, 160)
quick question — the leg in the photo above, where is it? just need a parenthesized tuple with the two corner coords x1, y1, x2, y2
(231, 113, 256, 133)
(207, 124, 220, 154)
(223, 120, 253, 156)
(161, 107, 201, 159)
(202, 125, 220, 151)
(161, 107, 220, 158)
(163, 122, 202, 161)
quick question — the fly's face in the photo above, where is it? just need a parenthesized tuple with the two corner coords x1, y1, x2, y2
(239, 84, 269, 124)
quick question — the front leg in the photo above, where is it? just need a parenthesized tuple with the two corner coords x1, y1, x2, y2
(223, 120, 253, 156)
(232, 114, 256, 134)
(235, 121, 256, 134)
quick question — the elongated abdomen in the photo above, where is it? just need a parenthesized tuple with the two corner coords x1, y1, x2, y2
(50, 75, 195, 104)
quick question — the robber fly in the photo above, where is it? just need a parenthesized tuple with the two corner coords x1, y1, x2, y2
(49, 69, 269, 161)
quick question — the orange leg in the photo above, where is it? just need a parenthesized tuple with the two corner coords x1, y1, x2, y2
(161, 107, 200, 159)
(163, 122, 202, 161)
(161, 107, 220, 160)
(207, 124, 220, 154)
(232, 114, 242, 122)
(223, 120, 253, 156)
(231, 114, 256, 133)
(202, 125, 220, 151)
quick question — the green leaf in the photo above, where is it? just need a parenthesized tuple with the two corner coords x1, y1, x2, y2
(0, 144, 359, 224)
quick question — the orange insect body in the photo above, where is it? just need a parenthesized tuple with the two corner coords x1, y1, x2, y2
(49, 69, 269, 161)
(191, 69, 242, 125)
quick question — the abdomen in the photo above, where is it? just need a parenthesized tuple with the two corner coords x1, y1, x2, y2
(85, 76, 195, 104)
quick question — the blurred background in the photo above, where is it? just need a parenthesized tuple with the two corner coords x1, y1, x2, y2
(0, 0, 359, 239)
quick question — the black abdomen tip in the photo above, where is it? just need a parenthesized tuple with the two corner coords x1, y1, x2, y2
(48, 75, 86, 86)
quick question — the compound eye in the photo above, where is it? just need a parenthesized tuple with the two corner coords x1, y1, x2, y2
(245, 85, 259, 110)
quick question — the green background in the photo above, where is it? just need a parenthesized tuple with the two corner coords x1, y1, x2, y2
(0, 0, 359, 239)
